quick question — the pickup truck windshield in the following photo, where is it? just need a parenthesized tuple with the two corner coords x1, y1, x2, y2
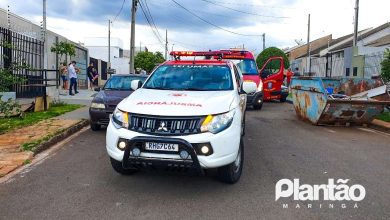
(104, 75, 146, 90)
(231, 59, 258, 75)
(143, 65, 233, 91)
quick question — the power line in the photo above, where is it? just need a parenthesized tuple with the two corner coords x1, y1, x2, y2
(171, 0, 262, 37)
(138, 0, 165, 49)
(200, 0, 289, 18)
(112, 0, 126, 22)
(143, 0, 164, 40)
(200, 0, 297, 9)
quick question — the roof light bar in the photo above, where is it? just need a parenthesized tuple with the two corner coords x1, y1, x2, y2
(169, 50, 234, 61)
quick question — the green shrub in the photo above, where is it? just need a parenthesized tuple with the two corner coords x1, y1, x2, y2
(256, 47, 290, 70)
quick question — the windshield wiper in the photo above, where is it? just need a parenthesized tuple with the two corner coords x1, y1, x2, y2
(182, 88, 206, 91)
(143, 86, 172, 90)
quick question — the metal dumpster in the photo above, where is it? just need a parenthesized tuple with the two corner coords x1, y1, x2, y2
(290, 77, 390, 125)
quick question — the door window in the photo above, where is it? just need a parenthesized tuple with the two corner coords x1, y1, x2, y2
(261, 59, 281, 79)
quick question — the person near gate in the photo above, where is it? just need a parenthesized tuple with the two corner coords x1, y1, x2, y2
(68, 61, 79, 96)
(87, 62, 95, 90)
(59, 62, 68, 90)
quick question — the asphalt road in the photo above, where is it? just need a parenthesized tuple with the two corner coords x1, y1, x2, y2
(0, 103, 389, 220)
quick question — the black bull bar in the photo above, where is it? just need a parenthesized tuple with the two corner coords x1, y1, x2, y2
(122, 136, 203, 173)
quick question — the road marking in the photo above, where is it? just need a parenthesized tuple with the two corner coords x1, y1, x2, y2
(0, 127, 89, 184)
(358, 127, 390, 138)
(325, 129, 336, 133)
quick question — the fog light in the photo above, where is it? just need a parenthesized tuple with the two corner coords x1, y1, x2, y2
(118, 141, 127, 150)
(257, 99, 262, 103)
(132, 148, 141, 157)
(179, 150, 189, 159)
(201, 146, 210, 154)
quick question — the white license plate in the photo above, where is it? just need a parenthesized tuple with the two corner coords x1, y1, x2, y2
(145, 142, 179, 152)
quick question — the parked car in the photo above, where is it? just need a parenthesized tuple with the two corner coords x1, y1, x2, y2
(105, 51, 257, 183)
(89, 74, 148, 131)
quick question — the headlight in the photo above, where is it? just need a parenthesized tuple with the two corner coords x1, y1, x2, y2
(91, 102, 105, 109)
(257, 82, 263, 92)
(201, 110, 235, 134)
(112, 108, 129, 129)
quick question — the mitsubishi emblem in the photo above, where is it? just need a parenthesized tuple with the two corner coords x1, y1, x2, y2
(158, 121, 168, 131)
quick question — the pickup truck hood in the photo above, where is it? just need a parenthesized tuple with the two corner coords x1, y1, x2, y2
(117, 88, 236, 116)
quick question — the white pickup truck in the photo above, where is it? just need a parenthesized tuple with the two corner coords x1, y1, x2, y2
(106, 51, 256, 183)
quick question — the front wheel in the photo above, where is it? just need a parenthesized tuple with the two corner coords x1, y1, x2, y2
(110, 157, 138, 175)
(90, 123, 101, 131)
(217, 138, 244, 184)
(253, 97, 263, 110)
(253, 103, 263, 110)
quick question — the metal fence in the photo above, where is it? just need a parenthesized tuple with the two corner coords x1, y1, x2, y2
(0, 26, 45, 98)
(364, 51, 384, 78)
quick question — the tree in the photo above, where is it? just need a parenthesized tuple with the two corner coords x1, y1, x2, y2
(134, 51, 165, 73)
(50, 41, 76, 63)
(256, 47, 290, 70)
(380, 48, 390, 83)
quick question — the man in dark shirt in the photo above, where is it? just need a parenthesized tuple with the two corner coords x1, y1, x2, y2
(87, 62, 94, 90)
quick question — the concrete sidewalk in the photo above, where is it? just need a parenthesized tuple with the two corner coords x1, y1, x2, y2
(0, 102, 90, 176)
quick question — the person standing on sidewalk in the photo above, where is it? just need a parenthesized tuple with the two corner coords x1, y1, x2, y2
(59, 62, 68, 90)
(87, 62, 94, 90)
(68, 61, 79, 96)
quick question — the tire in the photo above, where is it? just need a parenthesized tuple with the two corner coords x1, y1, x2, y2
(253, 97, 263, 110)
(217, 138, 244, 184)
(110, 157, 138, 175)
(253, 103, 263, 110)
(90, 123, 101, 131)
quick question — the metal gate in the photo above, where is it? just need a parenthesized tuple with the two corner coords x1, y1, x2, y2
(0, 27, 44, 98)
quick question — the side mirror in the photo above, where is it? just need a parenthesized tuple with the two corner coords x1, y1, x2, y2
(94, 87, 101, 92)
(242, 81, 257, 94)
(131, 80, 142, 91)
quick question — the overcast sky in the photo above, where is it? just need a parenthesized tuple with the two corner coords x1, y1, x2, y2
(1, 0, 389, 55)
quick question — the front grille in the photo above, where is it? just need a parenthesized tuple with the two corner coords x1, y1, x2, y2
(129, 114, 203, 135)
(98, 118, 110, 125)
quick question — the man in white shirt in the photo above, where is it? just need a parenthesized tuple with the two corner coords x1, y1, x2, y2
(68, 61, 79, 96)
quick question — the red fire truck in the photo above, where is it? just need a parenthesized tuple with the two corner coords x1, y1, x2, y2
(220, 50, 289, 103)
(218, 50, 264, 109)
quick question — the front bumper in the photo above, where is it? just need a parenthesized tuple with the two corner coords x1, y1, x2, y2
(106, 115, 241, 169)
(247, 91, 263, 106)
(89, 108, 113, 125)
(122, 136, 203, 173)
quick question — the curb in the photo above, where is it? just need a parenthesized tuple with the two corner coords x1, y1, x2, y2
(32, 119, 89, 155)
(369, 119, 390, 133)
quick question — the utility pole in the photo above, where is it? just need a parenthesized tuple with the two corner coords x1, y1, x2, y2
(307, 14, 311, 75)
(7, 5, 10, 29)
(43, 0, 47, 69)
(353, 0, 359, 46)
(108, 19, 111, 65)
(165, 29, 168, 60)
(262, 33, 265, 51)
(129, 0, 138, 73)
